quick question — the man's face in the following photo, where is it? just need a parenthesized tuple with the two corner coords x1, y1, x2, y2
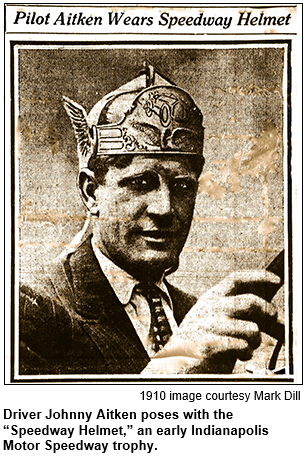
(91, 155, 199, 281)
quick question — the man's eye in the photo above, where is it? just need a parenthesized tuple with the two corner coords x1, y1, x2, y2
(172, 180, 196, 193)
(120, 173, 158, 192)
(131, 177, 150, 188)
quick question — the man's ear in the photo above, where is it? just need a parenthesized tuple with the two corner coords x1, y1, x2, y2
(78, 169, 99, 215)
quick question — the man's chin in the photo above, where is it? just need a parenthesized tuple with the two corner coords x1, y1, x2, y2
(126, 252, 180, 282)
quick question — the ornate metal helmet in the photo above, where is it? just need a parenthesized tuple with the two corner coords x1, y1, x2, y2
(63, 65, 204, 170)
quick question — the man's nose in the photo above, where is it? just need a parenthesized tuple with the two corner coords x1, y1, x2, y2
(146, 182, 173, 217)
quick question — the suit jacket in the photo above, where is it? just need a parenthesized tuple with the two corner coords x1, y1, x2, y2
(19, 236, 197, 375)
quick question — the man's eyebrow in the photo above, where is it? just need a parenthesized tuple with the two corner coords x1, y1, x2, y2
(117, 170, 158, 187)
(172, 175, 198, 185)
(173, 174, 197, 179)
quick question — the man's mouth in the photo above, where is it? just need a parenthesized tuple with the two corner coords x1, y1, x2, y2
(140, 230, 174, 242)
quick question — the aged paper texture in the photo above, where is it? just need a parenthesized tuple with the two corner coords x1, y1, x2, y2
(5, 4, 301, 384)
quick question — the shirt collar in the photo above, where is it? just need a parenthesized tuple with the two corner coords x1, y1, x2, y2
(92, 243, 171, 306)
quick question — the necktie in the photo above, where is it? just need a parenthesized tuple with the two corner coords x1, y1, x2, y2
(140, 285, 173, 353)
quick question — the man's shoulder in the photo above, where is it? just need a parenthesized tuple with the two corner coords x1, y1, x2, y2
(19, 237, 151, 375)
(19, 237, 99, 374)
(19, 255, 74, 350)
(19, 235, 93, 318)
(18, 240, 87, 360)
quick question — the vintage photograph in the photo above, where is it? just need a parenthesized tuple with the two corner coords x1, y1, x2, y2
(14, 44, 290, 380)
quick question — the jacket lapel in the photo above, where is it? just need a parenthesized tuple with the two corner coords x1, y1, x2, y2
(166, 281, 197, 325)
(51, 237, 150, 373)
(49, 236, 197, 374)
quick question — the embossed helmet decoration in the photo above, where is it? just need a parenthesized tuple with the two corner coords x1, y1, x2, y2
(63, 65, 204, 170)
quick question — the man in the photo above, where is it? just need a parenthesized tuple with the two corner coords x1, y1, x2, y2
(19, 65, 284, 376)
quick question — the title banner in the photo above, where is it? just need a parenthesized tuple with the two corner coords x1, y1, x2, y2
(6, 5, 297, 34)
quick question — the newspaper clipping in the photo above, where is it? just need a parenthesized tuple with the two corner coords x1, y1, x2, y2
(3, 3, 303, 456)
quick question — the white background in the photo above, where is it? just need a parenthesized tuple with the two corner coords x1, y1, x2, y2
(3, 4, 304, 456)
